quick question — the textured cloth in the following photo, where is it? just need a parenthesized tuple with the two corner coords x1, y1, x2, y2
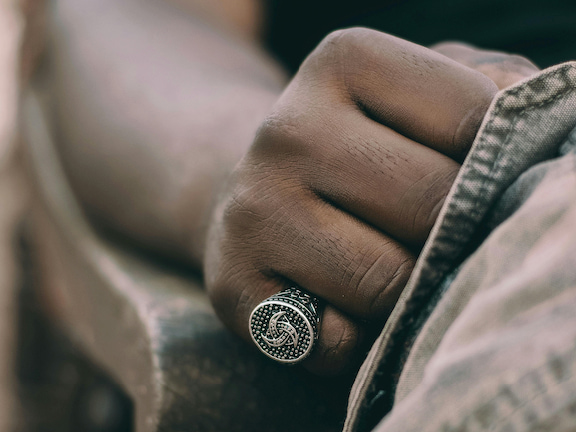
(344, 63, 576, 432)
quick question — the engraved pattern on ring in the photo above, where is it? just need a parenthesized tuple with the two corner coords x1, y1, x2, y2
(249, 288, 319, 364)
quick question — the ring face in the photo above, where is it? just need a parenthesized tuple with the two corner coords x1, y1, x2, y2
(249, 288, 320, 364)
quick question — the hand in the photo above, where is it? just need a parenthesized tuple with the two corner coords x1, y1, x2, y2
(432, 42, 540, 89)
(204, 28, 498, 374)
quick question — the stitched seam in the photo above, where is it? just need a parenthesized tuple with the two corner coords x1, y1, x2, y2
(355, 68, 576, 432)
(453, 64, 574, 236)
(490, 367, 574, 431)
(413, 65, 575, 296)
(453, 352, 576, 432)
(410, 67, 576, 301)
(464, 86, 574, 226)
(347, 64, 576, 432)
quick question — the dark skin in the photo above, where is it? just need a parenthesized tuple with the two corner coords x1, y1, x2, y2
(49, 0, 539, 374)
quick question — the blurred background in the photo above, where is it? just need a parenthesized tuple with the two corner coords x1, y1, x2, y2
(0, 5, 137, 429)
(0, 0, 28, 430)
(1, 2, 130, 431)
(4, 1, 576, 431)
(0, 4, 345, 431)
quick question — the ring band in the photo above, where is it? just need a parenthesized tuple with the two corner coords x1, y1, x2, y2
(249, 287, 321, 364)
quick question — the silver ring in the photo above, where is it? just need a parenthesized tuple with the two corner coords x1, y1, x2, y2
(249, 287, 321, 364)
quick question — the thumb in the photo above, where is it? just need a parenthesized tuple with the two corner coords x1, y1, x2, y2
(432, 42, 540, 89)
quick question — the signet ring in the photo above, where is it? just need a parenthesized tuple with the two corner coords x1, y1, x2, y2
(249, 287, 320, 364)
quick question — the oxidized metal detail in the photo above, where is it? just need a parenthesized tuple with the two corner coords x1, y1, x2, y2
(249, 287, 320, 364)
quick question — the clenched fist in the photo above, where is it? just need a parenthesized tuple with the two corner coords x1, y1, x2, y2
(204, 28, 498, 374)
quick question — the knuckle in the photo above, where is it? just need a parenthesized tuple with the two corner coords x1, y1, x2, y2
(206, 250, 258, 327)
(473, 70, 500, 104)
(431, 41, 474, 53)
(356, 247, 414, 319)
(251, 111, 301, 158)
(217, 188, 258, 245)
(218, 165, 307, 267)
(205, 196, 265, 325)
(506, 54, 539, 71)
(453, 75, 497, 154)
(305, 27, 372, 77)
(222, 180, 262, 229)
(325, 323, 357, 360)
(369, 256, 414, 318)
(250, 111, 323, 180)
(316, 319, 359, 372)
(405, 167, 460, 241)
(321, 27, 368, 51)
(222, 168, 301, 234)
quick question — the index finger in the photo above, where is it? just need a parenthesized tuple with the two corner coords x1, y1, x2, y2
(304, 28, 499, 161)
